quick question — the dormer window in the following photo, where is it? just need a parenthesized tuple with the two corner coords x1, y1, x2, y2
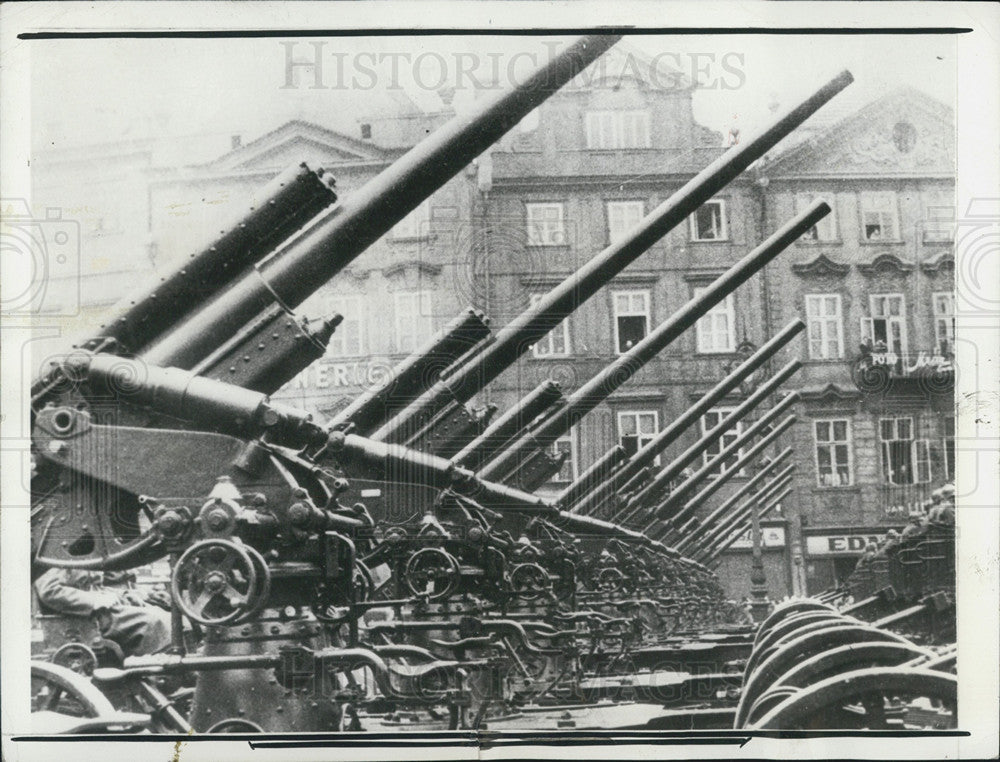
(585, 110, 651, 149)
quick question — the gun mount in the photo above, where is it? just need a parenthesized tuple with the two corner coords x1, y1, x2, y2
(25, 48, 952, 737)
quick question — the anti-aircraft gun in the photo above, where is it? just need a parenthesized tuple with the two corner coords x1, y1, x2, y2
(29, 36, 940, 733)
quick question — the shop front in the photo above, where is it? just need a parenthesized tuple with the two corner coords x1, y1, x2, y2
(802, 526, 902, 594)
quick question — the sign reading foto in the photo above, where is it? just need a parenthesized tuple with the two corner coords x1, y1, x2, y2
(806, 532, 888, 556)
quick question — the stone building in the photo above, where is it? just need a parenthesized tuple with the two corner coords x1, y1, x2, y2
(754, 86, 956, 594)
(28, 47, 954, 601)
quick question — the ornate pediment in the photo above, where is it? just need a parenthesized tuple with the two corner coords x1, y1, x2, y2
(791, 254, 850, 278)
(766, 87, 955, 177)
(383, 260, 443, 290)
(920, 252, 955, 275)
(857, 253, 915, 276)
(202, 119, 392, 173)
(799, 383, 861, 403)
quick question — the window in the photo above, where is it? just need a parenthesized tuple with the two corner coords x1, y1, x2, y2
(879, 416, 931, 485)
(942, 415, 955, 481)
(394, 291, 434, 354)
(690, 199, 728, 241)
(607, 201, 645, 245)
(526, 203, 566, 246)
(618, 411, 659, 459)
(862, 294, 907, 355)
(924, 190, 955, 242)
(529, 293, 570, 357)
(694, 288, 735, 354)
(612, 290, 650, 354)
(796, 192, 838, 242)
(859, 191, 900, 241)
(933, 291, 955, 354)
(701, 407, 745, 475)
(549, 430, 579, 484)
(814, 419, 853, 487)
(325, 294, 364, 357)
(805, 294, 844, 359)
(585, 110, 651, 149)
(391, 200, 431, 240)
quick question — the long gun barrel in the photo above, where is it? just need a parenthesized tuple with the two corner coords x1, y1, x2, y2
(328, 308, 491, 435)
(586, 324, 803, 521)
(136, 35, 622, 371)
(477, 203, 827, 483)
(701, 486, 792, 563)
(685, 470, 795, 557)
(651, 391, 800, 517)
(677, 460, 795, 553)
(618, 359, 801, 519)
(650, 414, 797, 541)
(450, 379, 564, 469)
(371, 71, 853, 445)
(559, 446, 630, 510)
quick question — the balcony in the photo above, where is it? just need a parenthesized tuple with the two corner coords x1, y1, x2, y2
(851, 346, 954, 394)
(878, 482, 935, 523)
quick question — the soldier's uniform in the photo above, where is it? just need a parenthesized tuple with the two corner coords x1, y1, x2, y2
(35, 568, 172, 656)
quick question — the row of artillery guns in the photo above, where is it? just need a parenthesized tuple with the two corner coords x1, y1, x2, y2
(28, 35, 955, 734)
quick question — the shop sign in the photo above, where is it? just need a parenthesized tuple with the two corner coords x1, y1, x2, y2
(728, 526, 786, 550)
(806, 532, 887, 556)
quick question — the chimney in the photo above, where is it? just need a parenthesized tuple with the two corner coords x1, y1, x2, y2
(231, 134, 242, 150)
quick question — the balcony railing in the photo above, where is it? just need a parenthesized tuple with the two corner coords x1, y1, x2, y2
(878, 482, 934, 521)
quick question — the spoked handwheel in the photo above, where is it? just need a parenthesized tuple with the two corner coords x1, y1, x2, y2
(31, 661, 117, 718)
(404, 548, 460, 601)
(595, 567, 627, 594)
(749, 667, 957, 729)
(509, 563, 552, 602)
(171, 539, 268, 625)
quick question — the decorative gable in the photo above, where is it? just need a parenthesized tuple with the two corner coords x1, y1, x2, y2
(857, 253, 915, 276)
(201, 120, 393, 174)
(920, 252, 955, 275)
(799, 383, 861, 404)
(791, 254, 850, 278)
(383, 260, 443, 291)
(766, 88, 955, 178)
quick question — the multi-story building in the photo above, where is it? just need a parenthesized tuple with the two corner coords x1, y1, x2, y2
(757, 86, 956, 594)
(29, 47, 954, 601)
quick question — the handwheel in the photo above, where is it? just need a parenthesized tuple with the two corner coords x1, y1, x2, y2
(171, 539, 260, 625)
(233, 545, 272, 624)
(510, 563, 552, 602)
(50, 643, 98, 677)
(404, 547, 460, 601)
(31, 660, 117, 717)
(595, 567, 627, 593)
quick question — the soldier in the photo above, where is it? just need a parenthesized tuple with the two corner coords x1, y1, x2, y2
(35, 567, 172, 657)
(928, 484, 956, 526)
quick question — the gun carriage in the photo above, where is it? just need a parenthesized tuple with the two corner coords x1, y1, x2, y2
(27, 36, 955, 734)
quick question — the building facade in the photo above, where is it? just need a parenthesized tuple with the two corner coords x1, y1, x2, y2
(30, 49, 955, 601)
